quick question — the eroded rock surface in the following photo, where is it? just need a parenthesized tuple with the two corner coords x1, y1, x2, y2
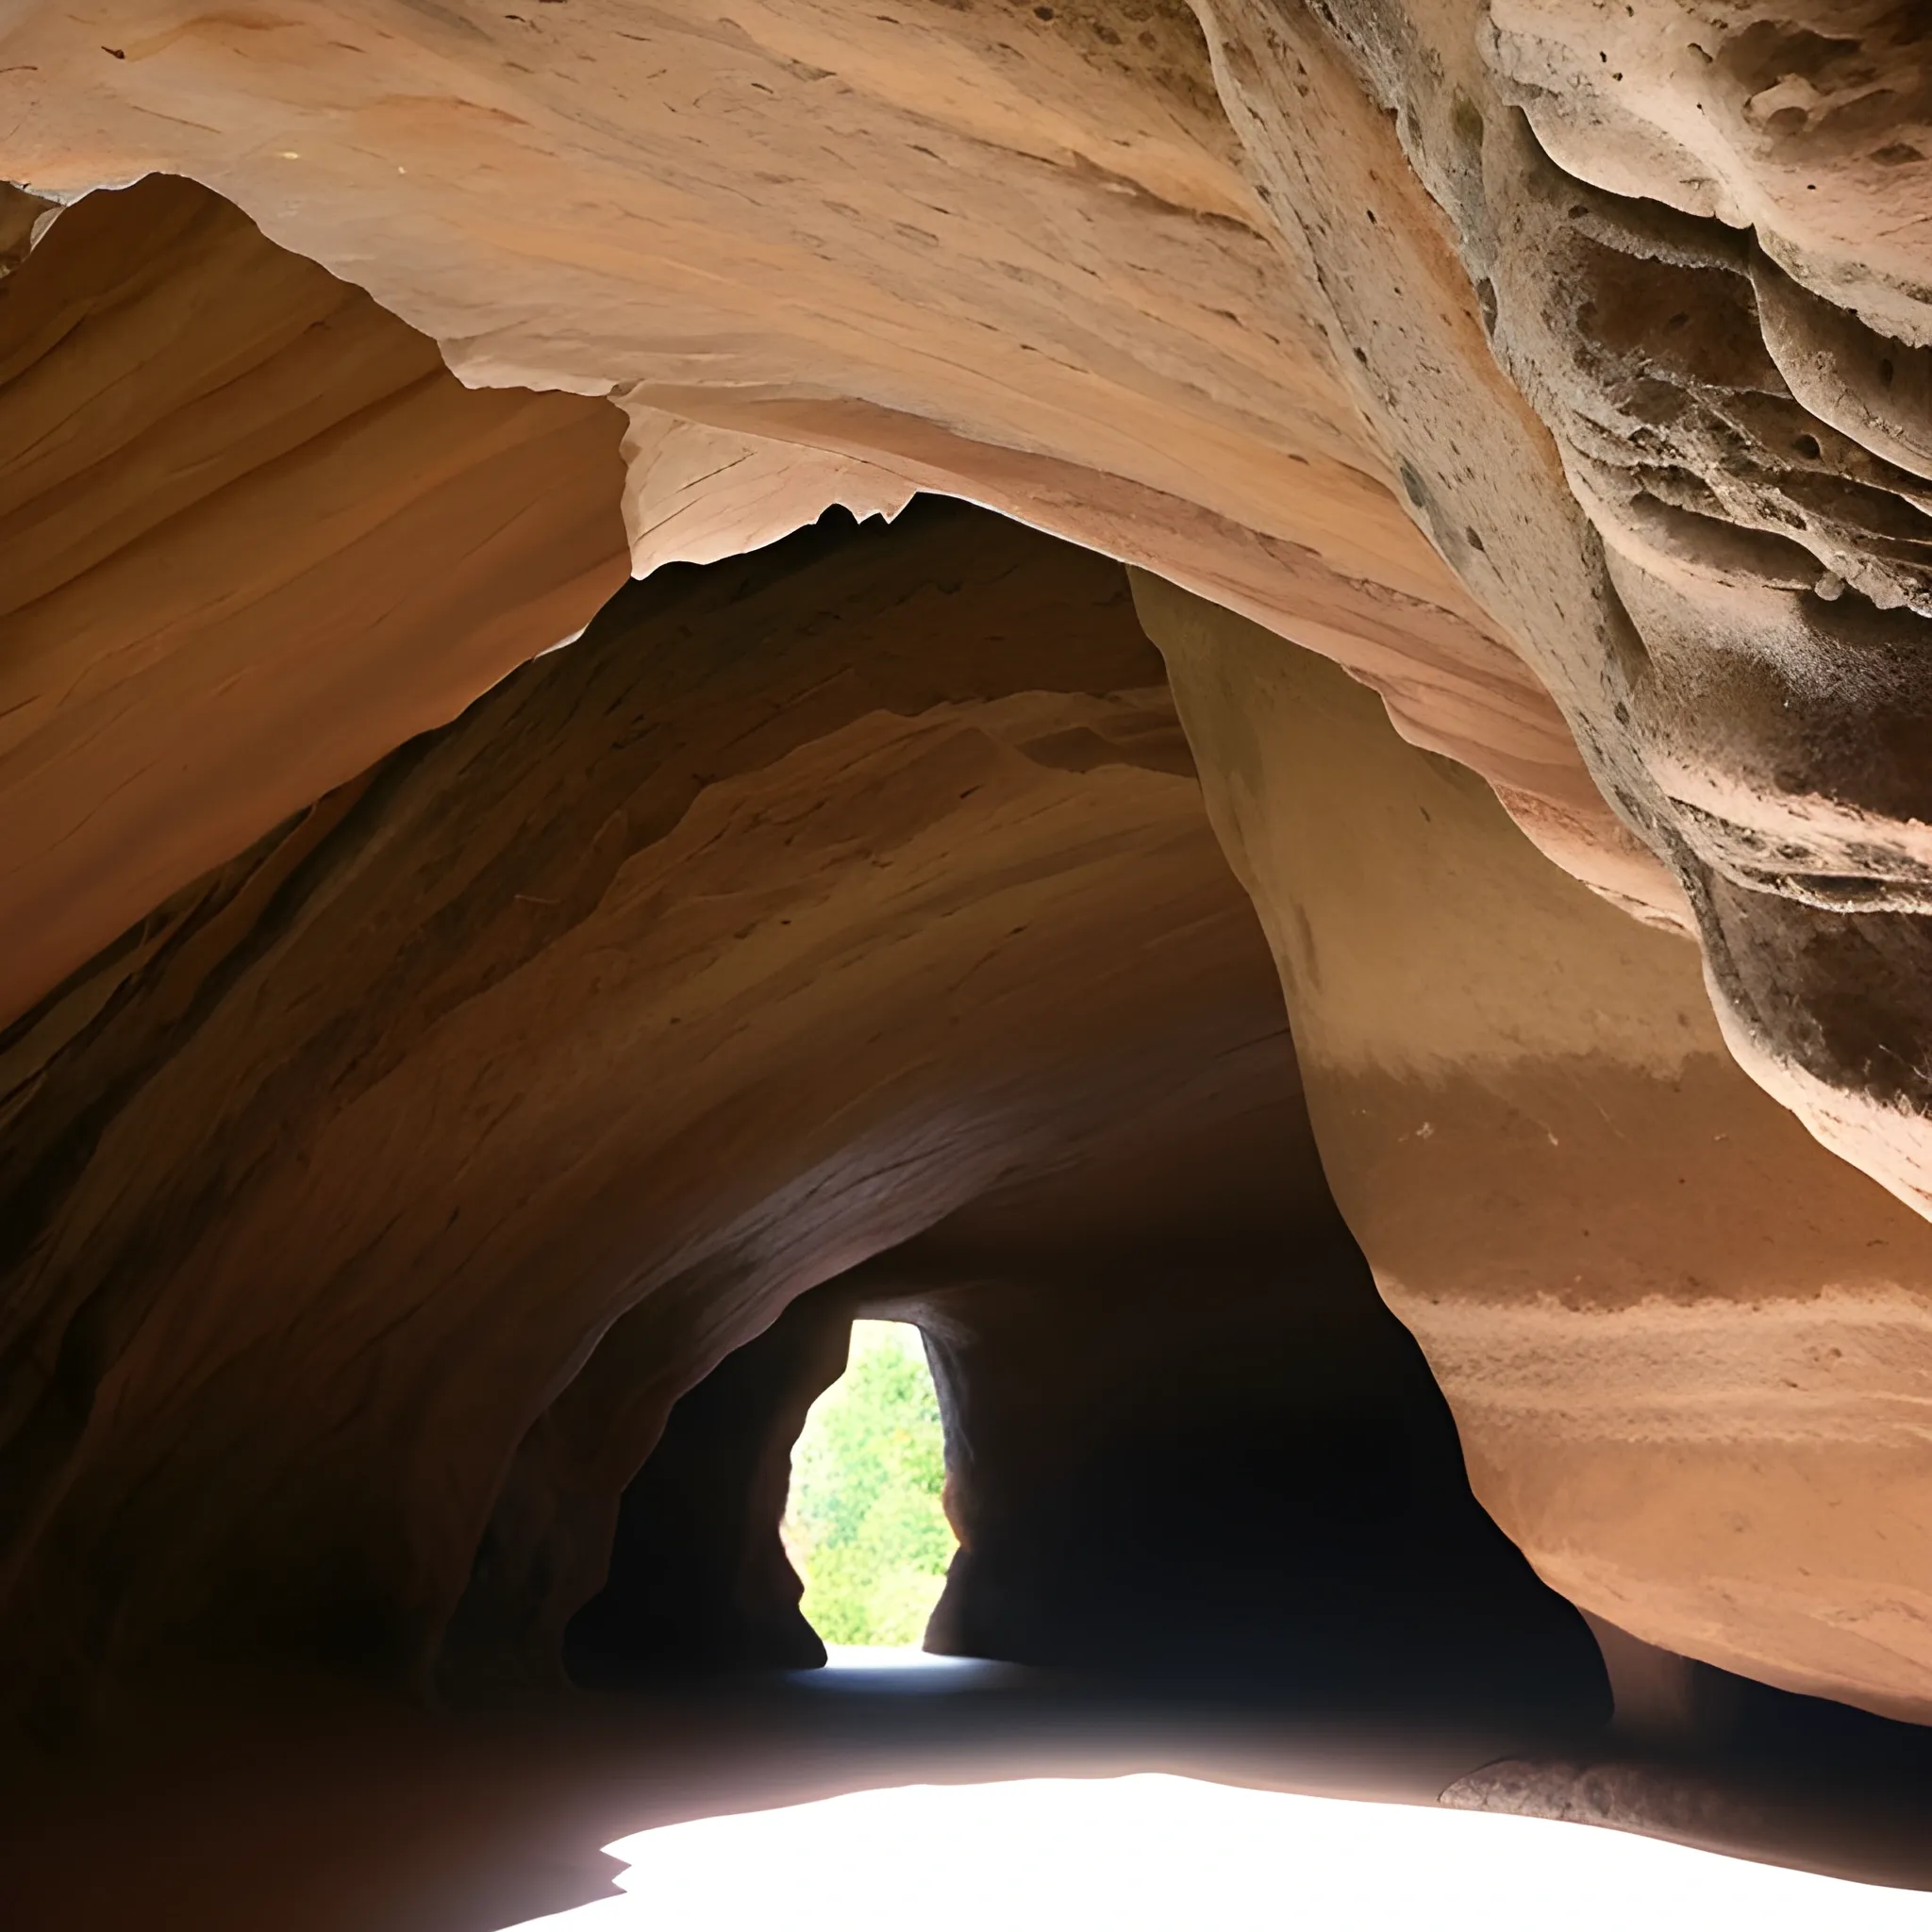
(1198, 0, 1932, 1209)
(1140, 573, 1932, 1724)
(0, 498, 1295, 1726)
(11, 2, 1932, 1219)
(5, 0, 1932, 1872)
(0, 174, 629, 1024)
(0, 1, 1671, 946)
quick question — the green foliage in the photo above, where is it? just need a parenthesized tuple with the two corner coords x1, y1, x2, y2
(781, 1321, 957, 1647)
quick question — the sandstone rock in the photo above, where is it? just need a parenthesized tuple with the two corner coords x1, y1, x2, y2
(1208, 0, 1932, 1211)
(0, 498, 1286, 1724)
(0, 1, 1674, 946)
(1137, 570, 1932, 1724)
(0, 174, 629, 1026)
(562, 1279, 858, 1680)
(6, 0, 1932, 1896)
(882, 1110, 1603, 1712)
(565, 1028, 1607, 1709)
(14, 1, 1930, 1218)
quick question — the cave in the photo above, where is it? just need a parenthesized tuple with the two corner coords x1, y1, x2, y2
(8, 4, 1932, 1924)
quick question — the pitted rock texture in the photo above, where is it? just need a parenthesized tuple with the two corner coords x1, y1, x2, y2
(15, 1, 1932, 1222)
(0, 1, 1675, 948)
(1195, 0, 1932, 1211)
(1486, 2, 1932, 343)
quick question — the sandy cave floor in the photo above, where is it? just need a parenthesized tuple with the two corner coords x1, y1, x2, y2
(7, 1657, 1932, 1930)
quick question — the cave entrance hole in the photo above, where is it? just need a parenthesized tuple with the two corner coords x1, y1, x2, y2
(780, 1319, 958, 1657)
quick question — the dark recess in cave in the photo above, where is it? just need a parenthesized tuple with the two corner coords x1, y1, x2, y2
(572, 1232, 1610, 1724)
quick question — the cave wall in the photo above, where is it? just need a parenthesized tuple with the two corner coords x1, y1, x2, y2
(892, 1126, 1604, 1716)
(0, 1, 1671, 947)
(569, 1066, 1607, 1720)
(0, 174, 629, 1025)
(1194, 0, 1932, 1210)
(4, 0, 1932, 1769)
(0, 493, 1299, 1730)
(564, 1280, 859, 1681)
(1139, 570, 1932, 1725)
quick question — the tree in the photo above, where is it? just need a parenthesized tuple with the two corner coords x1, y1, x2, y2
(781, 1322, 956, 1646)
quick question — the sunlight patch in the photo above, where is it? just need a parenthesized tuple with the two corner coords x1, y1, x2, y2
(498, 1774, 1929, 1930)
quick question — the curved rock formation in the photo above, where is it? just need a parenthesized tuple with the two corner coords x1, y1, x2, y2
(568, 982, 1607, 1714)
(8, 1, 1932, 1909)
(0, 0, 1677, 935)
(12, 1, 1932, 1224)
(0, 174, 629, 1024)
(1140, 572, 1932, 1725)
(564, 1279, 857, 1679)
(0, 493, 1307, 1728)
(1186, 0, 1932, 1213)
(885, 1121, 1602, 1713)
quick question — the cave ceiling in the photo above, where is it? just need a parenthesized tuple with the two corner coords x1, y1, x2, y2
(5, 0, 1932, 1911)
(8, 1, 1931, 1197)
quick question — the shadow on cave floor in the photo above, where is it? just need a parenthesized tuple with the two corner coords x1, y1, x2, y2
(7, 1657, 1932, 1932)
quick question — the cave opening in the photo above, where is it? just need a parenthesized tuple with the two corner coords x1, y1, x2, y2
(779, 1319, 958, 1658)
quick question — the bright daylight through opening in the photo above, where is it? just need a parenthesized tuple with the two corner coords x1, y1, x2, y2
(780, 1321, 957, 1655)
(498, 1774, 1932, 1932)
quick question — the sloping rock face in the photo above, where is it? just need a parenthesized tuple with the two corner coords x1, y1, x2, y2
(10, 1, 1932, 1216)
(0, 174, 629, 1024)
(0, 491, 1310, 1728)
(1141, 574, 1932, 1726)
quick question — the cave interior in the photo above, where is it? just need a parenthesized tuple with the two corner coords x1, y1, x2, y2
(8, 2, 1932, 1922)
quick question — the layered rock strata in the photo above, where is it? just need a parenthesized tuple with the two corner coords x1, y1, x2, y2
(8, 3, 1931, 1220)
(0, 174, 629, 1024)
(1139, 573, 1932, 1725)
(0, 498, 1299, 1726)
(0, 4, 1674, 949)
